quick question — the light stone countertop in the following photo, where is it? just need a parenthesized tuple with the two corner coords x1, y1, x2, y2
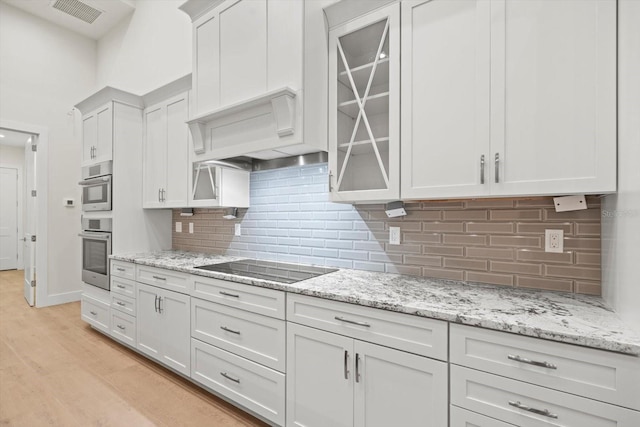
(111, 250, 640, 356)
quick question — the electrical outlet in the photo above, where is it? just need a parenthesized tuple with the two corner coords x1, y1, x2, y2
(175, 222, 182, 233)
(189, 223, 194, 234)
(389, 227, 401, 245)
(234, 223, 241, 236)
(545, 229, 564, 253)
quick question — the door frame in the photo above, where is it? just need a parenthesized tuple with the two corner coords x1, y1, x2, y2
(0, 119, 49, 307)
(0, 164, 23, 270)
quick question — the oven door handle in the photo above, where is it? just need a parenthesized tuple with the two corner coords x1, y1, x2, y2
(78, 176, 111, 186)
(78, 232, 112, 241)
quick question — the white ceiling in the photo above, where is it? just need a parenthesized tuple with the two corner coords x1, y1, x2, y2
(2, 0, 136, 40)
(0, 128, 34, 148)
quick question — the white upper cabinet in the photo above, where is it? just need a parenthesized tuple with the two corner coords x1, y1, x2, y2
(81, 103, 113, 165)
(401, 0, 616, 200)
(180, 0, 332, 160)
(328, 2, 400, 202)
(142, 91, 190, 209)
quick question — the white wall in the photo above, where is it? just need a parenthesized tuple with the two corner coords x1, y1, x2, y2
(602, 0, 640, 333)
(97, 0, 191, 95)
(0, 2, 96, 304)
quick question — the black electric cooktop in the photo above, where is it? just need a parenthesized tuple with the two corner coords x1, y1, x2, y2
(195, 259, 338, 284)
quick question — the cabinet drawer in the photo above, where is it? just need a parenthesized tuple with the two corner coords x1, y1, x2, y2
(451, 365, 640, 426)
(450, 324, 640, 411)
(191, 298, 285, 372)
(191, 338, 285, 426)
(287, 294, 448, 361)
(136, 265, 190, 294)
(111, 293, 136, 316)
(191, 275, 285, 320)
(110, 310, 136, 347)
(111, 276, 136, 299)
(111, 260, 135, 280)
(450, 406, 516, 427)
(81, 295, 110, 334)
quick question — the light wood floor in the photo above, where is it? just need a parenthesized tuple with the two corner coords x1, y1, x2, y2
(0, 269, 268, 427)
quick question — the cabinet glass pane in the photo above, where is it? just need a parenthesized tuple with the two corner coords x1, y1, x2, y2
(335, 18, 391, 193)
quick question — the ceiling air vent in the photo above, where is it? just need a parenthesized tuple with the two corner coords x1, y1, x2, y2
(51, 0, 103, 24)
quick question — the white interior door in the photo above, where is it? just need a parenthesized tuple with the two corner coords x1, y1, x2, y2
(23, 139, 36, 306)
(0, 167, 18, 271)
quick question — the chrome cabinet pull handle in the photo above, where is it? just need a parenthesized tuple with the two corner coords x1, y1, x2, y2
(220, 326, 241, 335)
(161, 189, 166, 202)
(117, 324, 126, 330)
(154, 295, 159, 313)
(344, 350, 349, 380)
(220, 372, 240, 383)
(335, 316, 371, 327)
(116, 301, 125, 306)
(480, 155, 485, 184)
(89, 311, 97, 316)
(495, 153, 500, 183)
(355, 353, 361, 383)
(329, 171, 333, 192)
(219, 291, 240, 298)
(152, 275, 166, 280)
(116, 268, 125, 272)
(158, 188, 161, 202)
(158, 296, 163, 314)
(116, 284, 125, 289)
(508, 401, 558, 419)
(508, 354, 557, 369)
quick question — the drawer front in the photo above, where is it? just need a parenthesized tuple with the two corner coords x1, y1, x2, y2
(287, 294, 448, 361)
(81, 295, 110, 333)
(191, 338, 285, 426)
(136, 265, 190, 294)
(111, 260, 135, 280)
(191, 298, 286, 372)
(191, 275, 285, 320)
(110, 311, 136, 347)
(450, 406, 516, 427)
(450, 324, 640, 411)
(451, 365, 640, 427)
(111, 276, 136, 299)
(111, 293, 136, 316)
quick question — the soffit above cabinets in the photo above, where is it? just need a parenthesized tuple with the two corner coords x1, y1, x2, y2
(3, 0, 135, 40)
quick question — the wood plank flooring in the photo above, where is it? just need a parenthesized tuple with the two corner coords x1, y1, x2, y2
(0, 270, 268, 426)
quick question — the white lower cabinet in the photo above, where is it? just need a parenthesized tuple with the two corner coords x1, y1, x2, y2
(286, 322, 448, 427)
(110, 310, 136, 347)
(450, 406, 516, 427)
(81, 295, 110, 334)
(191, 338, 285, 426)
(136, 282, 190, 376)
(451, 365, 640, 426)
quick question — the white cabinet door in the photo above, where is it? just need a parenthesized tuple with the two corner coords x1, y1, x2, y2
(82, 103, 113, 165)
(164, 93, 189, 207)
(286, 323, 353, 427)
(142, 105, 166, 208)
(490, 0, 616, 196)
(136, 283, 163, 361)
(401, 0, 490, 199)
(328, 3, 400, 202)
(353, 340, 448, 427)
(159, 289, 190, 376)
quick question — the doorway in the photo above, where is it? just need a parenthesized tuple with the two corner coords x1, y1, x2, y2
(0, 121, 46, 307)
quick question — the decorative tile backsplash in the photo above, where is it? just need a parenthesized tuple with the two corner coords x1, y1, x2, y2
(173, 163, 602, 295)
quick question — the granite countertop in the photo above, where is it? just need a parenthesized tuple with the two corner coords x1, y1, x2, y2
(111, 250, 640, 356)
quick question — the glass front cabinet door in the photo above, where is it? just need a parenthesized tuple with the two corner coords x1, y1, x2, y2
(328, 3, 400, 203)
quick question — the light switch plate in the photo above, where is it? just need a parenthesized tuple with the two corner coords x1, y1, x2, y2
(175, 222, 182, 233)
(189, 223, 194, 234)
(234, 223, 241, 236)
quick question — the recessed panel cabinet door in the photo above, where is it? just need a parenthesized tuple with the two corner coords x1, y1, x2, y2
(136, 283, 162, 361)
(159, 289, 190, 376)
(401, 0, 490, 199)
(286, 323, 353, 427)
(142, 105, 165, 208)
(353, 340, 448, 427)
(164, 93, 189, 207)
(490, 0, 616, 196)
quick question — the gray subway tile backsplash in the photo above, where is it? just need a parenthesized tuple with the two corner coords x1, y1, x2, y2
(173, 163, 603, 295)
